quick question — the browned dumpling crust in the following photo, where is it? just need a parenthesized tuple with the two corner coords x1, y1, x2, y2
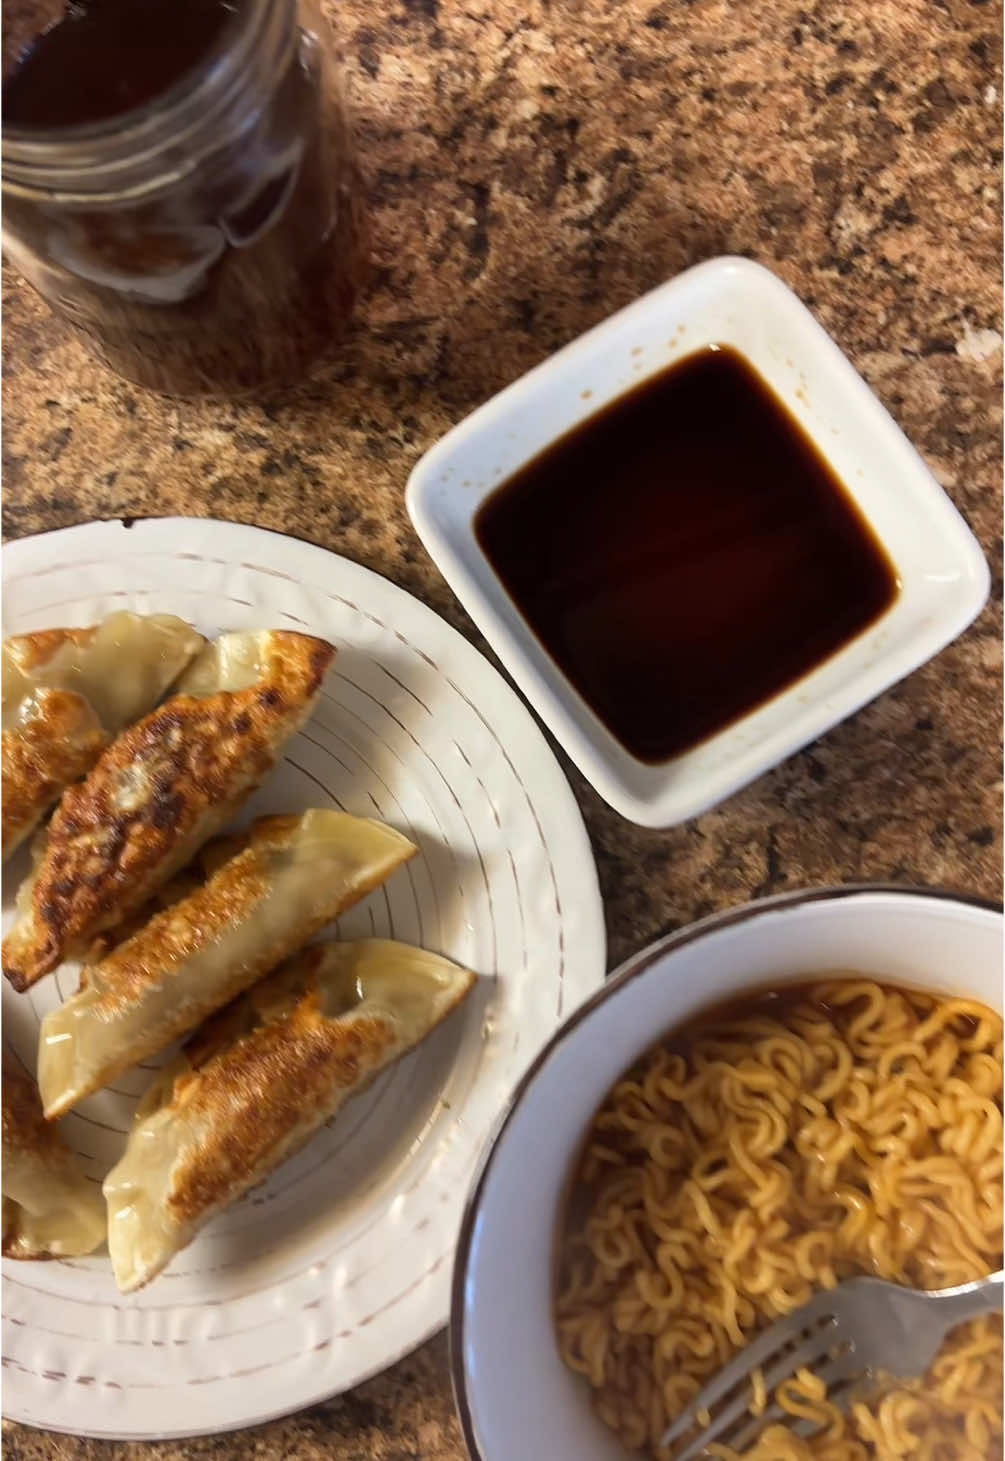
(1, 612, 204, 861)
(104, 940, 476, 1292)
(38, 810, 417, 1119)
(2, 630, 334, 991)
(2, 689, 107, 857)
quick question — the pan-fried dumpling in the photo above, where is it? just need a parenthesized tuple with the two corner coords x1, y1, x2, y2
(2, 612, 204, 861)
(103, 939, 476, 1292)
(39, 811, 417, 1118)
(2, 630, 335, 991)
(2, 1060, 106, 1260)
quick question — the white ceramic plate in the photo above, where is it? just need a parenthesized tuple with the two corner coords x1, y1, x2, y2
(1, 516, 605, 1440)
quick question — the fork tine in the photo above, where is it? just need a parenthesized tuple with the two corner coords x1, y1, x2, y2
(724, 1400, 788, 1454)
(723, 1382, 850, 1459)
(661, 1293, 839, 1449)
(665, 1324, 839, 1459)
(715, 1348, 865, 1456)
(811, 1348, 862, 1392)
(814, 1366, 867, 1416)
(754, 1318, 847, 1397)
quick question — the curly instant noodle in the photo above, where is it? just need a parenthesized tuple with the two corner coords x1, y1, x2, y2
(554, 980, 1003, 1459)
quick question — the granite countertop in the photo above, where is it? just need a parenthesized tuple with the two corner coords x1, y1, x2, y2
(2, 0, 1001, 1455)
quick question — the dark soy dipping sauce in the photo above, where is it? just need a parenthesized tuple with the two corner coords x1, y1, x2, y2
(475, 346, 899, 764)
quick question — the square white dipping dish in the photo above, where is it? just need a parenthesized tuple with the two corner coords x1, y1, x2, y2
(406, 256, 989, 828)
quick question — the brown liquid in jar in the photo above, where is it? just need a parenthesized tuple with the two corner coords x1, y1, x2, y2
(3, 0, 364, 395)
(475, 346, 899, 763)
(4, 0, 237, 125)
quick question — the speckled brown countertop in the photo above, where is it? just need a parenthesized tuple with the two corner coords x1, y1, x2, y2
(2, 0, 1002, 1455)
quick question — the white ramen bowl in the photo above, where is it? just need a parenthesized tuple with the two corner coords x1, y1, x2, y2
(450, 886, 1002, 1461)
(407, 258, 990, 828)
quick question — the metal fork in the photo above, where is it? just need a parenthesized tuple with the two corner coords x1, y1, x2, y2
(660, 1270, 1004, 1459)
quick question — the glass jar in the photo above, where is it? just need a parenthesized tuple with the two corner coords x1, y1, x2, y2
(2, 0, 364, 396)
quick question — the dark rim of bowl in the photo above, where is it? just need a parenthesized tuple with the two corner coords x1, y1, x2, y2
(447, 881, 1002, 1461)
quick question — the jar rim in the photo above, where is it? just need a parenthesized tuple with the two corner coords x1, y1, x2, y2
(2, 0, 296, 200)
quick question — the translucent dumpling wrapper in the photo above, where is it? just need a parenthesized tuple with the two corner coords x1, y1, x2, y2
(2, 1060, 106, 1260)
(2, 629, 335, 991)
(1, 611, 204, 861)
(104, 939, 476, 1293)
(38, 810, 417, 1119)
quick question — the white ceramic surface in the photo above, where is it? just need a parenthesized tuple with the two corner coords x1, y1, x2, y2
(406, 257, 990, 827)
(0, 517, 606, 1439)
(452, 887, 1002, 1461)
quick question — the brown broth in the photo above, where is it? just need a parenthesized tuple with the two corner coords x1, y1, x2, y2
(475, 346, 899, 764)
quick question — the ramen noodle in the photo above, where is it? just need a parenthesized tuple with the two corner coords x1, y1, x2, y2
(554, 980, 1003, 1459)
